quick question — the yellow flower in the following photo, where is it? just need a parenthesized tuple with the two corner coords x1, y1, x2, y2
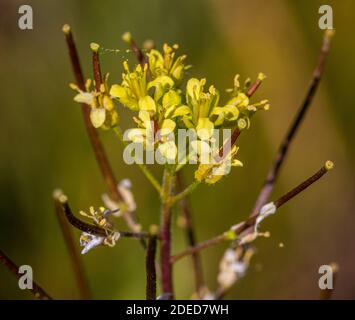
(71, 75, 119, 129)
(195, 145, 243, 184)
(172, 78, 219, 139)
(148, 43, 190, 85)
(110, 62, 148, 111)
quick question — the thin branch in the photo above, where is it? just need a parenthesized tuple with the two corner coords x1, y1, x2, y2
(273, 161, 333, 208)
(216, 73, 264, 163)
(176, 171, 205, 298)
(250, 30, 334, 218)
(216, 129, 241, 162)
(171, 234, 225, 264)
(0, 249, 53, 300)
(90, 43, 144, 239)
(146, 227, 158, 300)
(122, 32, 148, 67)
(246, 75, 264, 98)
(62, 25, 124, 204)
(91, 43, 103, 91)
(171, 161, 333, 263)
(170, 180, 200, 206)
(53, 190, 91, 299)
(56, 190, 149, 239)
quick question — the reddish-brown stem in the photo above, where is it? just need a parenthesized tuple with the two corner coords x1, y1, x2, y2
(176, 171, 205, 297)
(216, 74, 263, 162)
(56, 190, 148, 239)
(130, 39, 147, 67)
(124, 34, 152, 82)
(246, 78, 262, 98)
(273, 163, 331, 208)
(250, 31, 334, 218)
(171, 162, 333, 263)
(53, 191, 91, 299)
(92, 50, 103, 91)
(0, 249, 53, 300)
(63, 25, 124, 204)
(217, 129, 241, 161)
(146, 232, 157, 300)
(91, 47, 144, 239)
(160, 169, 175, 299)
(171, 234, 225, 264)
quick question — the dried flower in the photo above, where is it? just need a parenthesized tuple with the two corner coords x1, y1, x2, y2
(217, 246, 254, 289)
(102, 179, 137, 214)
(79, 231, 120, 254)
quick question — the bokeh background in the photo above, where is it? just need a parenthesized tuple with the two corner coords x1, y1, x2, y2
(0, 0, 354, 299)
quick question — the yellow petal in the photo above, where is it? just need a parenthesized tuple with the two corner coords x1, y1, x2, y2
(164, 105, 176, 118)
(138, 96, 156, 113)
(186, 78, 201, 101)
(232, 159, 243, 167)
(172, 105, 191, 118)
(110, 84, 127, 98)
(158, 141, 177, 161)
(90, 108, 106, 128)
(162, 90, 181, 109)
(160, 119, 176, 136)
(148, 76, 174, 90)
(190, 140, 211, 156)
(74, 92, 94, 105)
(182, 116, 194, 129)
(224, 105, 239, 119)
(103, 95, 115, 111)
(196, 118, 214, 140)
(210, 107, 224, 116)
(127, 128, 146, 143)
(138, 110, 151, 124)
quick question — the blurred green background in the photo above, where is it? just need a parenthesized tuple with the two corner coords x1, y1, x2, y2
(1, 0, 354, 299)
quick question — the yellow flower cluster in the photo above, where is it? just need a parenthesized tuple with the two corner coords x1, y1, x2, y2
(70, 39, 269, 184)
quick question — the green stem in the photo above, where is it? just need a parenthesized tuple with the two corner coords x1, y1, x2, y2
(170, 180, 200, 206)
(113, 127, 162, 194)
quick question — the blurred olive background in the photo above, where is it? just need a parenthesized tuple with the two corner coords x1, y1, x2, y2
(1, 0, 354, 299)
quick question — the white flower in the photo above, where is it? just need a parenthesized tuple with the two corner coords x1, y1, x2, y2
(118, 179, 136, 212)
(217, 247, 254, 289)
(80, 232, 104, 254)
(201, 292, 216, 300)
(102, 179, 136, 215)
(79, 231, 121, 254)
(255, 202, 276, 233)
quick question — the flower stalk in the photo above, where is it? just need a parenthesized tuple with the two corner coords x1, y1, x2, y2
(53, 190, 91, 299)
(159, 168, 175, 299)
(56, 190, 148, 239)
(146, 226, 158, 300)
(176, 171, 205, 298)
